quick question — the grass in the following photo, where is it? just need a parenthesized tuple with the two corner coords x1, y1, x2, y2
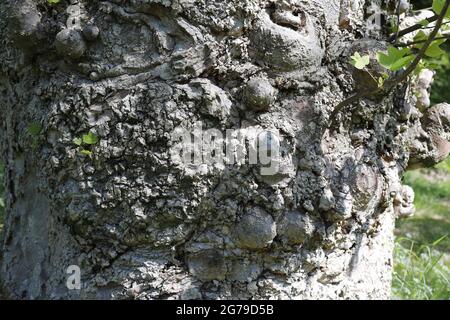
(393, 158, 450, 300)
(393, 237, 450, 299)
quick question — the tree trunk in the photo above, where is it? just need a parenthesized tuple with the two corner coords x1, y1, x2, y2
(0, 0, 449, 299)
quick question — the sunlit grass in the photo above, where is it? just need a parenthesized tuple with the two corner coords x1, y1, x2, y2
(398, 164, 450, 251)
(392, 237, 450, 300)
(394, 158, 450, 299)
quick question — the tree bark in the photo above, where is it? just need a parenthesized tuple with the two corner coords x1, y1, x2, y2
(0, 0, 449, 299)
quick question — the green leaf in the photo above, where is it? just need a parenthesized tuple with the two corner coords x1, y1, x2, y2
(377, 46, 411, 70)
(432, 0, 450, 18)
(377, 53, 391, 68)
(27, 123, 41, 136)
(413, 30, 428, 43)
(73, 137, 82, 146)
(80, 149, 92, 156)
(82, 131, 99, 145)
(425, 42, 446, 58)
(418, 19, 430, 27)
(442, 20, 450, 31)
(413, 61, 426, 75)
(350, 52, 370, 70)
(432, 235, 447, 247)
(390, 20, 399, 33)
(413, 33, 446, 58)
(390, 55, 415, 71)
(414, 31, 446, 46)
(47, 0, 60, 4)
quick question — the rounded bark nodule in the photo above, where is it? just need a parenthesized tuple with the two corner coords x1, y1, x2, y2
(0, 0, 449, 300)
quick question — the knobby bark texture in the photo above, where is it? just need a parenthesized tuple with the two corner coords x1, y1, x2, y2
(0, 0, 449, 299)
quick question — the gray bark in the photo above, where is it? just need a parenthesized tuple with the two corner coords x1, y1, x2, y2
(0, 0, 449, 299)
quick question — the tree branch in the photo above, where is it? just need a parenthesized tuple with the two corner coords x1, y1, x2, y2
(394, 34, 450, 47)
(332, 0, 450, 121)
(385, 0, 450, 89)
(394, 0, 401, 44)
(388, 14, 438, 42)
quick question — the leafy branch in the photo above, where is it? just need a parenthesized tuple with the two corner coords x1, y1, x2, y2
(388, 14, 439, 42)
(386, 0, 450, 88)
(395, 33, 450, 47)
(333, 0, 450, 118)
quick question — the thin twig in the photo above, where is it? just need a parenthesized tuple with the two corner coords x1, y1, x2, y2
(388, 14, 438, 42)
(421, 20, 450, 29)
(394, 0, 401, 45)
(394, 34, 450, 47)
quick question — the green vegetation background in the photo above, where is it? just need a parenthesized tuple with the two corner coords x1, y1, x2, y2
(0, 0, 448, 300)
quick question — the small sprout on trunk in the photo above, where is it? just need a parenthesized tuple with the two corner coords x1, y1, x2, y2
(350, 52, 370, 70)
(82, 131, 99, 145)
(27, 122, 42, 150)
(27, 123, 42, 136)
(73, 131, 99, 157)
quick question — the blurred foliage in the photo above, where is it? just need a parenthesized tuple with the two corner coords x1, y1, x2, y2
(411, 0, 433, 9)
(430, 43, 450, 104)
